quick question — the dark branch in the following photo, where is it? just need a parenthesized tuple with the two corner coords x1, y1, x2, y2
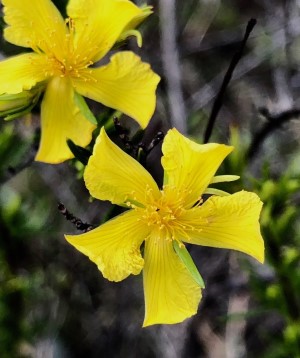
(2, 152, 36, 183)
(58, 203, 94, 232)
(247, 107, 300, 160)
(113, 117, 133, 152)
(203, 18, 257, 143)
(144, 131, 164, 155)
(113, 117, 164, 160)
(0, 129, 39, 185)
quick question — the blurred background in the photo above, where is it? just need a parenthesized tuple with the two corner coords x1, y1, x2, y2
(1, 0, 300, 357)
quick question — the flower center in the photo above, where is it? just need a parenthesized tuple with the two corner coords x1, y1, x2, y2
(130, 185, 205, 244)
(42, 18, 97, 82)
(137, 185, 191, 242)
(47, 55, 92, 79)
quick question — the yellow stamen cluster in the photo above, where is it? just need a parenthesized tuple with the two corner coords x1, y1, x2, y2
(135, 185, 203, 244)
(35, 18, 98, 82)
(46, 55, 93, 80)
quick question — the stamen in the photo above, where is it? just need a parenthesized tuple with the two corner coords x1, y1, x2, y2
(136, 185, 201, 244)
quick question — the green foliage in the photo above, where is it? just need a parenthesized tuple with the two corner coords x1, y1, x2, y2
(73, 93, 98, 125)
(0, 187, 49, 357)
(252, 171, 300, 357)
(173, 241, 205, 288)
(0, 125, 30, 181)
(224, 128, 300, 357)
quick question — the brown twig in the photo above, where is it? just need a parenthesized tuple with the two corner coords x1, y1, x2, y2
(247, 107, 300, 160)
(58, 203, 94, 232)
(113, 117, 133, 152)
(203, 19, 257, 143)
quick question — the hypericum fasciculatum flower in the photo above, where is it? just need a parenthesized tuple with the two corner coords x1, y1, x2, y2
(0, 0, 160, 163)
(65, 128, 264, 327)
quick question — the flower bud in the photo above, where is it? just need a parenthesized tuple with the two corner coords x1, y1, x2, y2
(0, 86, 42, 121)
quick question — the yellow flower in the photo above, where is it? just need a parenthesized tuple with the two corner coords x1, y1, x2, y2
(65, 128, 264, 326)
(0, 0, 160, 163)
(118, 5, 153, 47)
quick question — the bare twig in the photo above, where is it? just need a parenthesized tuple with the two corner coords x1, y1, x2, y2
(58, 203, 94, 232)
(203, 19, 257, 143)
(159, 0, 187, 133)
(1, 152, 36, 185)
(113, 118, 164, 160)
(247, 107, 300, 160)
(225, 254, 249, 358)
(144, 131, 164, 155)
(0, 129, 39, 185)
(113, 117, 133, 152)
(179, 0, 220, 45)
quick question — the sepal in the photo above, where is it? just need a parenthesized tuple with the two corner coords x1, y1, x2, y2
(67, 139, 92, 165)
(173, 241, 205, 288)
(0, 87, 42, 120)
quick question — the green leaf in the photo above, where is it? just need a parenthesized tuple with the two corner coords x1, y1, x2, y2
(66, 139, 91, 165)
(74, 92, 97, 125)
(173, 241, 205, 288)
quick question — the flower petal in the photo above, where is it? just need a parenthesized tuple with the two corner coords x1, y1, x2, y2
(72, 52, 160, 128)
(118, 5, 153, 46)
(67, 0, 143, 62)
(180, 191, 264, 263)
(35, 77, 95, 163)
(65, 210, 148, 282)
(161, 128, 233, 208)
(84, 127, 160, 205)
(0, 53, 50, 94)
(121, 4, 153, 34)
(3, 0, 66, 57)
(143, 235, 202, 326)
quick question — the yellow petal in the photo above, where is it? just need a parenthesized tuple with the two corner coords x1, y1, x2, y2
(143, 235, 202, 327)
(0, 53, 50, 94)
(35, 77, 96, 164)
(67, 0, 143, 62)
(119, 29, 143, 48)
(180, 191, 264, 263)
(161, 128, 233, 208)
(72, 52, 160, 128)
(84, 127, 160, 205)
(122, 5, 153, 32)
(3, 0, 66, 57)
(118, 5, 153, 46)
(65, 210, 148, 282)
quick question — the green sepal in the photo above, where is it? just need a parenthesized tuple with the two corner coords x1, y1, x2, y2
(173, 241, 205, 288)
(74, 92, 97, 125)
(210, 175, 240, 184)
(120, 29, 143, 47)
(203, 188, 230, 196)
(1, 88, 42, 120)
(67, 139, 92, 165)
(3, 102, 36, 121)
